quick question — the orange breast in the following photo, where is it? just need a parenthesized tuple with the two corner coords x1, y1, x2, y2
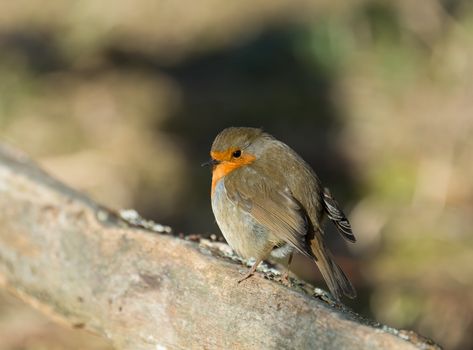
(211, 153, 256, 195)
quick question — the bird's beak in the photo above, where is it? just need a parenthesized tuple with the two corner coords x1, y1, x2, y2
(201, 158, 220, 167)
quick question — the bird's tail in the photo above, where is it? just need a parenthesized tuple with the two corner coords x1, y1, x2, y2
(310, 233, 356, 301)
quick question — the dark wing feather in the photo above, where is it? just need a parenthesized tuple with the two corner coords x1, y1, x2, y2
(225, 169, 312, 258)
(322, 188, 356, 242)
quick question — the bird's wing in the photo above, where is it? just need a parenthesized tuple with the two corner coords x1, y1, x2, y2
(224, 168, 312, 258)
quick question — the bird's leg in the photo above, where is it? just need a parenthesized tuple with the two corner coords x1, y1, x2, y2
(238, 258, 263, 283)
(281, 252, 294, 286)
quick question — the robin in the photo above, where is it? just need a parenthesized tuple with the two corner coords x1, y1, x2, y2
(205, 127, 356, 300)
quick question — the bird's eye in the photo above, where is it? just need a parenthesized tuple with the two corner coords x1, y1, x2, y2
(232, 150, 241, 158)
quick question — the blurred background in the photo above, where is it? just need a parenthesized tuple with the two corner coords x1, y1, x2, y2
(0, 0, 472, 349)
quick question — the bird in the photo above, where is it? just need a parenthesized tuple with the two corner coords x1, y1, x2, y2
(205, 127, 356, 300)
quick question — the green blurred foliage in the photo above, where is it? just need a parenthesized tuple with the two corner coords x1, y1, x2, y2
(1, 0, 473, 349)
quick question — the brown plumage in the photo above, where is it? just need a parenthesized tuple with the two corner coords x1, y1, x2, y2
(208, 127, 356, 300)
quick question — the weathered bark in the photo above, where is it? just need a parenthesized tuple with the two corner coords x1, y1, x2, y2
(0, 144, 440, 350)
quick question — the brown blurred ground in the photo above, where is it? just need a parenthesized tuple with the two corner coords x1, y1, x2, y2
(0, 0, 472, 349)
(0, 290, 112, 350)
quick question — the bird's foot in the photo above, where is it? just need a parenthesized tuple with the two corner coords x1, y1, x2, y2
(280, 270, 292, 287)
(237, 270, 255, 283)
(237, 258, 262, 284)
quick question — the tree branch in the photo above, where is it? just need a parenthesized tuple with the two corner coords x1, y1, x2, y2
(0, 144, 440, 350)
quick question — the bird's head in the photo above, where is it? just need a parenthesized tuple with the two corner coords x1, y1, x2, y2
(206, 127, 270, 193)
